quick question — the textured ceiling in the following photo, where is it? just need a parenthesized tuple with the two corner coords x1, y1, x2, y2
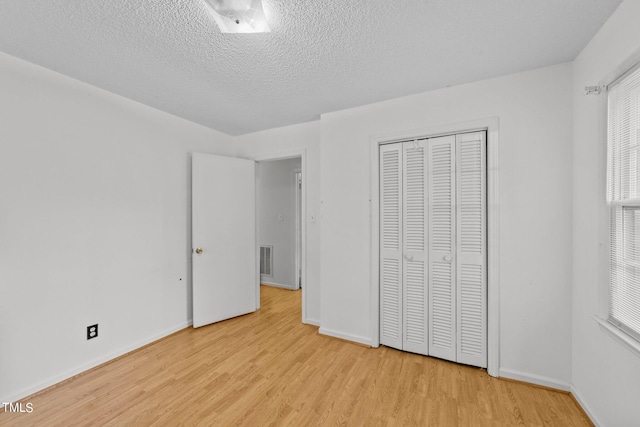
(0, 0, 622, 135)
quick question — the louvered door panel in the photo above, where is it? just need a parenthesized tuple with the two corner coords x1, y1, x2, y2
(402, 141, 428, 354)
(379, 144, 403, 349)
(379, 132, 486, 368)
(456, 132, 487, 367)
(428, 135, 457, 362)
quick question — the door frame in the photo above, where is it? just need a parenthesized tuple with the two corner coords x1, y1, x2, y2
(369, 118, 500, 377)
(294, 168, 302, 291)
(254, 149, 308, 323)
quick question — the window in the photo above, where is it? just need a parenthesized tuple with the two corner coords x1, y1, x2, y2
(607, 63, 640, 342)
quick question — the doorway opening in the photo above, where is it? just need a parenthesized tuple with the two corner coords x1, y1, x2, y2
(378, 131, 487, 368)
(256, 154, 306, 322)
(369, 118, 500, 377)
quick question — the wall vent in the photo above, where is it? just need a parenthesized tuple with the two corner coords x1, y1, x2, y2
(260, 245, 273, 276)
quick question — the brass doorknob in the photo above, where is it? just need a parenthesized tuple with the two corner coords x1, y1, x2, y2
(195, 248, 203, 254)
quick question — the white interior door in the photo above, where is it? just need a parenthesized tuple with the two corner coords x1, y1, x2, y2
(402, 140, 428, 355)
(428, 135, 457, 361)
(455, 132, 487, 368)
(379, 131, 486, 368)
(192, 153, 257, 328)
(379, 143, 403, 350)
(380, 141, 429, 355)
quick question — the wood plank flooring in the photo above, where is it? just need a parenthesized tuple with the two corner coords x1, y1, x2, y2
(1, 285, 592, 426)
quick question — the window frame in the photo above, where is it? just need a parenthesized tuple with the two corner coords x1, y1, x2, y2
(600, 60, 640, 355)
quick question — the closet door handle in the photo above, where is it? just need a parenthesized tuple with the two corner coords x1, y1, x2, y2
(404, 254, 414, 261)
(443, 254, 452, 263)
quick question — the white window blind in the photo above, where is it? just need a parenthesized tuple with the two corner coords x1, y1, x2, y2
(607, 63, 640, 342)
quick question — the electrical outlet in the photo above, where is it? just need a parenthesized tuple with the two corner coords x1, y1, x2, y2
(87, 324, 98, 340)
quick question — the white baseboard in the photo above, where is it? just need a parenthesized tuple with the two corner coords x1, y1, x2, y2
(570, 385, 601, 427)
(304, 318, 321, 327)
(499, 368, 571, 391)
(319, 327, 372, 347)
(261, 281, 295, 290)
(3, 321, 192, 403)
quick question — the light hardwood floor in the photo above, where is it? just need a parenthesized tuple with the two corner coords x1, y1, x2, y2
(1, 285, 592, 426)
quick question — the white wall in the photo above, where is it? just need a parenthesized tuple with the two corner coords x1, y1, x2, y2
(257, 157, 301, 289)
(572, 1, 640, 425)
(235, 121, 322, 325)
(319, 63, 574, 387)
(0, 52, 237, 402)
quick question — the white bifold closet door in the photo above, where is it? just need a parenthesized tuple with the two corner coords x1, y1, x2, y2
(379, 131, 487, 368)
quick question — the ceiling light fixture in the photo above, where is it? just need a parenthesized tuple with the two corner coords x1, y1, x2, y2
(204, 0, 270, 33)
